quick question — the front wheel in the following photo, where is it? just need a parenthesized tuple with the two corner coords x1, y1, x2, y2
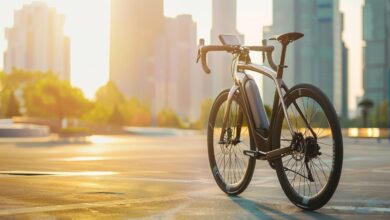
(208, 90, 256, 195)
(272, 84, 343, 210)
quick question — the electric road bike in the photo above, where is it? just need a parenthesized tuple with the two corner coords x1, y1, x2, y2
(196, 32, 343, 210)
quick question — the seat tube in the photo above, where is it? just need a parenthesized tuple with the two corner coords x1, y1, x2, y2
(276, 43, 288, 79)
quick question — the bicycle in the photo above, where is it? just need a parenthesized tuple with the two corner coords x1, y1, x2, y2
(196, 32, 343, 210)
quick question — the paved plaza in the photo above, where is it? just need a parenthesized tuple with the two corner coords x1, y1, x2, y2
(0, 134, 389, 219)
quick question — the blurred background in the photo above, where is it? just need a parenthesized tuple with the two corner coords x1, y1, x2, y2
(0, 0, 388, 137)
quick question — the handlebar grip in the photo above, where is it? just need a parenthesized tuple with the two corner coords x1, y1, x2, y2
(199, 45, 236, 74)
(201, 50, 211, 74)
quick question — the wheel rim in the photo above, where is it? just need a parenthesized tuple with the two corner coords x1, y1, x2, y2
(280, 96, 335, 199)
(212, 98, 251, 187)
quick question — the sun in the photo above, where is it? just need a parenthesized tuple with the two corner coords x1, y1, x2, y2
(8, 0, 111, 99)
(43, 0, 110, 99)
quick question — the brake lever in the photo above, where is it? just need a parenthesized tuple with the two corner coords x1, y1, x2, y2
(196, 49, 201, 63)
(262, 39, 267, 63)
(196, 38, 205, 63)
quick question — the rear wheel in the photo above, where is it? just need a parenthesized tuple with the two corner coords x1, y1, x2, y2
(272, 84, 343, 210)
(208, 90, 256, 195)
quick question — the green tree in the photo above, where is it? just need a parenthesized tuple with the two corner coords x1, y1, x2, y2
(190, 98, 213, 129)
(24, 76, 91, 122)
(371, 100, 388, 128)
(94, 81, 126, 106)
(5, 91, 21, 117)
(108, 105, 125, 125)
(157, 108, 182, 128)
(83, 81, 126, 124)
(123, 98, 152, 126)
(0, 69, 60, 118)
(82, 102, 111, 124)
(83, 81, 152, 126)
(0, 71, 8, 117)
(358, 98, 374, 127)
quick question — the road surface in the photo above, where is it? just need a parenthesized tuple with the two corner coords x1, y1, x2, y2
(0, 134, 389, 219)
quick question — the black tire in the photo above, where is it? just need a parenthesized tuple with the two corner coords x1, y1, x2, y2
(208, 89, 256, 195)
(272, 84, 343, 210)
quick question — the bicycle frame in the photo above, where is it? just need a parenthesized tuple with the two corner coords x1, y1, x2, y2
(220, 52, 294, 160)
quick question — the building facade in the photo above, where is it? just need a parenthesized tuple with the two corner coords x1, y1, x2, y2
(209, 0, 243, 98)
(110, 1, 207, 122)
(109, 0, 164, 100)
(155, 15, 207, 121)
(363, 0, 390, 107)
(263, 0, 345, 116)
(342, 40, 349, 119)
(4, 2, 70, 80)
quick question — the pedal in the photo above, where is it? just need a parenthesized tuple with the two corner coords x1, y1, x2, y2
(243, 150, 266, 160)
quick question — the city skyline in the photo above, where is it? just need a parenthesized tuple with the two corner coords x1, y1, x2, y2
(363, 0, 390, 107)
(4, 1, 70, 80)
(263, 0, 346, 117)
(0, 0, 365, 114)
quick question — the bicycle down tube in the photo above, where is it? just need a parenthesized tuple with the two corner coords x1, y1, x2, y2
(218, 52, 295, 159)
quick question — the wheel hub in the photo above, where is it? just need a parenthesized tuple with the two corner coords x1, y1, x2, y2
(304, 137, 321, 160)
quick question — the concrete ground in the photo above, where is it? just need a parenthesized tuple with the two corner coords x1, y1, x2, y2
(0, 134, 389, 219)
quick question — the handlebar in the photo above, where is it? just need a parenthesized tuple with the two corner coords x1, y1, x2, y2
(196, 42, 277, 74)
(247, 46, 278, 71)
(197, 45, 237, 74)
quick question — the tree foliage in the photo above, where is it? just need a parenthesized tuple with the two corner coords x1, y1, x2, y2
(82, 81, 152, 126)
(23, 75, 91, 120)
(157, 108, 183, 128)
(189, 98, 213, 129)
(108, 105, 125, 125)
(5, 91, 21, 117)
(358, 98, 374, 127)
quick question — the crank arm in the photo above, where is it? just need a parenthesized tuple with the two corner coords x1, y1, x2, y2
(243, 146, 292, 161)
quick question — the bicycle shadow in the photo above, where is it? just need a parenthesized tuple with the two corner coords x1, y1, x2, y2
(230, 196, 341, 220)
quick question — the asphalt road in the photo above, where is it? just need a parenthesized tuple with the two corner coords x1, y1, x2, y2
(0, 134, 389, 219)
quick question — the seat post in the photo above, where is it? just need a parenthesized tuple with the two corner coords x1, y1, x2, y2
(276, 42, 289, 79)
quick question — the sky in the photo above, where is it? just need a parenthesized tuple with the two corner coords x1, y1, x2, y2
(0, 0, 364, 112)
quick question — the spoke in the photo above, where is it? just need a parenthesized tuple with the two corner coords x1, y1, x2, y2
(302, 97, 309, 137)
(319, 152, 333, 158)
(312, 160, 324, 189)
(317, 141, 333, 147)
(284, 166, 311, 181)
(312, 159, 328, 180)
(315, 116, 328, 136)
(281, 138, 292, 142)
(310, 161, 319, 194)
(317, 157, 332, 170)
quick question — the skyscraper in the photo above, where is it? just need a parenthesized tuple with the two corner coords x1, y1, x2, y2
(363, 0, 390, 107)
(210, 0, 242, 98)
(263, 0, 345, 115)
(342, 40, 349, 119)
(155, 15, 206, 121)
(4, 2, 70, 80)
(110, 0, 164, 100)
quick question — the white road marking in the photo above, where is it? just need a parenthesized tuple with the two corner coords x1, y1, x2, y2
(0, 195, 187, 216)
(325, 205, 390, 213)
(121, 177, 214, 184)
(0, 171, 117, 177)
(372, 167, 390, 174)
